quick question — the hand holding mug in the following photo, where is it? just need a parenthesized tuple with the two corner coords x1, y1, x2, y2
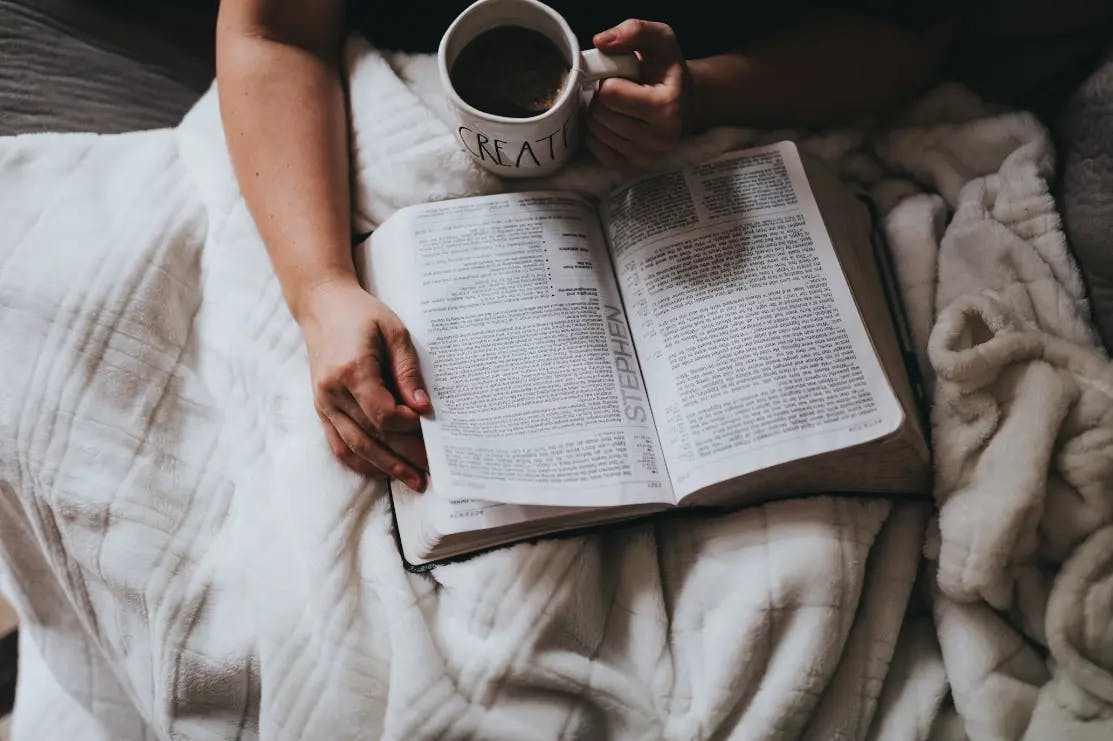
(587, 20, 692, 173)
(439, 0, 640, 178)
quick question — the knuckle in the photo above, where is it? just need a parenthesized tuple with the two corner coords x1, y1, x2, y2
(341, 452, 366, 472)
(385, 322, 411, 347)
(620, 18, 644, 34)
(655, 87, 681, 112)
(313, 374, 338, 397)
(599, 84, 627, 107)
(366, 410, 389, 436)
(337, 359, 362, 384)
(656, 107, 681, 133)
(350, 435, 375, 458)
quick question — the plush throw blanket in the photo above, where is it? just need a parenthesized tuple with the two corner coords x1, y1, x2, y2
(1, 39, 1111, 739)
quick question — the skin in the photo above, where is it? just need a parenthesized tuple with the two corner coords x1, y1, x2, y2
(216, 2, 954, 484)
(586, 13, 954, 171)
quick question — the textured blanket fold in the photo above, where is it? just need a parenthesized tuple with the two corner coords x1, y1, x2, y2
(1, 38, 1110, 739)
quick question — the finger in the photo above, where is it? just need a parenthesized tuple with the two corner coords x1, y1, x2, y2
(593, 19, 678, 57)
(586, 115, 654, 170)
(585, 132, 629, 173)
(341, 381, 421, 434)
(382, 323, 433, 415)
(347, 367, 420, 433)
(597, 77, 673, 122)
(382, 432, 429, 473)
(329, 387, 373, 430)
(596, 105, 676, 152)
(318, 412, 381, 478)
(326, 408, 426, 491)
(590, 105, 649, 142)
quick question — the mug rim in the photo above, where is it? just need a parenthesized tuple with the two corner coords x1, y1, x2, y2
(437, 0, 582, 125)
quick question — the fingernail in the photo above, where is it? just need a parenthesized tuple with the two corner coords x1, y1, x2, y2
(595, 30, 615, 45)
(407, 474, 424, 491)
(414, 389, 430, 406)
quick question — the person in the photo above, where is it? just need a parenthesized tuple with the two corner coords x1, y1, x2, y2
(215, 0, 968, 490)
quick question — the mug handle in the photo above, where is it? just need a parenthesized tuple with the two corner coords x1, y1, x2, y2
(579, 49, 640, 83)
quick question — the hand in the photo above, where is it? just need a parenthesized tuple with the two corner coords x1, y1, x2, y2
(298, 279, 432, 490)
(587, 19, 692, 172)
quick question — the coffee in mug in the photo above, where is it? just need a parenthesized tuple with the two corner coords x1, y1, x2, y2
(450, 26, 570, 118)
(438, 0, 640, 178)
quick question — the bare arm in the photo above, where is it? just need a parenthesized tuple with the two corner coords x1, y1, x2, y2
(217, 0, 353, 317)
(686, 8, 956, 130)
(216, 0, 430, 489)
(587, 10, 955, 170)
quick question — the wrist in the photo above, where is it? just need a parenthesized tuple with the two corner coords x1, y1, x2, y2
(684, 58, 715, 133)
(289, 271, 362, 326)
(685, 55, 758, 132)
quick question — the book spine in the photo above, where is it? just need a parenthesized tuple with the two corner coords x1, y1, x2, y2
(858, 195, 930, 429)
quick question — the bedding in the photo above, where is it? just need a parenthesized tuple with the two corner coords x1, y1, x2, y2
(0, 37, 1111, 740)
(0, 0, 214, 136)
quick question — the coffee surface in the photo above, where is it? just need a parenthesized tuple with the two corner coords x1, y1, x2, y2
(450, 26, 570, 118)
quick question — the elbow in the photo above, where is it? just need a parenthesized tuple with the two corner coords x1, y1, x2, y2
(216, 0, 345, 68)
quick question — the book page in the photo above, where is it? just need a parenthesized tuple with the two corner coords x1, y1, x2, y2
(390, 478, 584, 565)
(601, 142, 905, 499)
(364, 192, 672, 508)
(391, 477, 666, 566)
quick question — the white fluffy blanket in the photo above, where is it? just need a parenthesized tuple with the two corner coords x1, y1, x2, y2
(1, 39, 1111, 739)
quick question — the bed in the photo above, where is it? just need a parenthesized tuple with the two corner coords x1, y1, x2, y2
(1, 2, 1111, 739)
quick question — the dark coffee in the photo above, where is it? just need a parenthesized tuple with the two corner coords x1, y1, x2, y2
(450, 26, 570, 118)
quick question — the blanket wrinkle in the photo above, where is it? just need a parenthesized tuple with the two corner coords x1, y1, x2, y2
(2, 37, 1113, 741)
(921, 104, 1113, 736)
(1046, 525, 1113, 700)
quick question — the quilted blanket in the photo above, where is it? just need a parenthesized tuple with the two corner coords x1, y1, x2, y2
(1, 39, 1111, 739)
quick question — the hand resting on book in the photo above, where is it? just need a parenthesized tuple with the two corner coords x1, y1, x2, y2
(215, 1, 954, 486)
(299, 278, 431, 490)
(363, 144, 930, 564)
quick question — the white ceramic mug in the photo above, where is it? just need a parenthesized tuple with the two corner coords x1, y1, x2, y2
(438, 0, 640, 178)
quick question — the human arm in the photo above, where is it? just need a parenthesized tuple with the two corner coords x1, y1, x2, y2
(215, 0, 431, 489)
(684, 7, 956, 129)
(586, 8, 956, 171)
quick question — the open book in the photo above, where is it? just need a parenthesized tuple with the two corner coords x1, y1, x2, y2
(357, 141, 930, 566)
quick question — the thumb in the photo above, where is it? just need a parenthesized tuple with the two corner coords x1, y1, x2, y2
(385, 325, 432, 414)
(593, 19, 678, 57)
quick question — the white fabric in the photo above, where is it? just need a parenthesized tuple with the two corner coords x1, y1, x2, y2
(0, 39, 1110, 739)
